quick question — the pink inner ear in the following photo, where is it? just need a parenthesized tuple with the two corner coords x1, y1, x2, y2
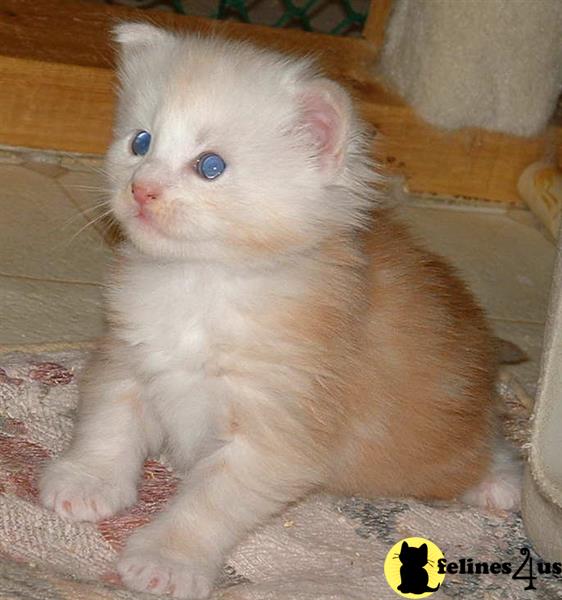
(301, 92, 341, 159)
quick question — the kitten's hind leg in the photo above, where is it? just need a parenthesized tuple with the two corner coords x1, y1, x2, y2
(462, 435, 522, 511)
(40, 346, 161, 522)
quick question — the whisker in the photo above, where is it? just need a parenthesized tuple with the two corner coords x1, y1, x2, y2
(54, 150, 114, 181)
(97, 213, 122, 240)
(60, 207, 115, 247)
(59, 201, 113, 230)
(63, 184, 113, 193)
(74, 200, 112, 214)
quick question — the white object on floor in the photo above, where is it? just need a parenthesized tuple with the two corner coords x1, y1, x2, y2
(379, 0, 562, 137)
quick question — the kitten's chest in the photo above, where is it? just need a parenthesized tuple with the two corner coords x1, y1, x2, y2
(111, 260, 266, 378)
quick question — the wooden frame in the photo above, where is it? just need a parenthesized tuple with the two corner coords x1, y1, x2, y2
(0, 0, 559, 204)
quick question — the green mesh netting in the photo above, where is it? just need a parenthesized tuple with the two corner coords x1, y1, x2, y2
(116, 0, 369, 36)
(212, 0, 368, 35)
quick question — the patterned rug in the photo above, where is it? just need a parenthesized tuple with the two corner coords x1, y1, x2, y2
(0, 349, 559, 600)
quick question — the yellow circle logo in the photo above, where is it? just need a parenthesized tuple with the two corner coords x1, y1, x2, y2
(384, 537, 446, 597)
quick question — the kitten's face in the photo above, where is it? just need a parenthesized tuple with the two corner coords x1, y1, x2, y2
(106, 25, 369, 262)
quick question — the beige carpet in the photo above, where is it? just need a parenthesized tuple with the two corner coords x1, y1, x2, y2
(0, 348, 559, 599)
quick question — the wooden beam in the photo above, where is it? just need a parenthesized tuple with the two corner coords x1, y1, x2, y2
(0, 0, 559, 205)
(362, 0, 394, 51)
(0, 57, 114, 154)
(363, 101, 560, 205)
(0, 0, 379, 152)
(0, 0, 376, 71)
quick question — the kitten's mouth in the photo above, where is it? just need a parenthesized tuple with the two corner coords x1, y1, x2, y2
(125, 202, 216, 246)
(136, 207, 152, 224)
(131, 206, 171, 238)
(131, 206, 200, 242)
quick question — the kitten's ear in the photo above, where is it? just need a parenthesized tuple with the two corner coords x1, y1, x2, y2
(297, 78, 353, 173)
(112, 22, 174, 82)
(113, 22, 172, 50)
(401, 541, 409, 551)
(420, 543, 428, 556)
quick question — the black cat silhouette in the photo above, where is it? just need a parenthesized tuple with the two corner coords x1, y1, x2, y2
(396, 541, 440, 595)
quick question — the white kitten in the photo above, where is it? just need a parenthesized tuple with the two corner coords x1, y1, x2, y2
(40, 23, 520, 599)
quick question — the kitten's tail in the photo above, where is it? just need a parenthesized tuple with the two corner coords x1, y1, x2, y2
(426, 583, 441, 592)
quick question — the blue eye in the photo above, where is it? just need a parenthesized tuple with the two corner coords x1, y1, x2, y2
(131, 130, 151, 156)
(196, 153, 226, 180)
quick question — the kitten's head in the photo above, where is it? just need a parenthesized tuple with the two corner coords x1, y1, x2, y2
(107, 23, 376, 263)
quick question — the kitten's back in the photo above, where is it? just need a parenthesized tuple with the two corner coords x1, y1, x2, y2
(326, 208, 496, 500)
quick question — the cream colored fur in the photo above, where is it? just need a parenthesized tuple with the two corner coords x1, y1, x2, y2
(39, 24, 521, 599)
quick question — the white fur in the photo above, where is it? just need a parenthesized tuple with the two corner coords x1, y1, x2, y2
(39, 24, 519, 599)
(41, 26, 373, 598)
(462, 436, 522, 512)
(106, 26, 373, 265)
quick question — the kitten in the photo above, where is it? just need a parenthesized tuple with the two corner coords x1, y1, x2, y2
(39, 23, 521, 599)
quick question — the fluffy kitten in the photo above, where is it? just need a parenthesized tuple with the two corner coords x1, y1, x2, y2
(39, 23, 521, 599)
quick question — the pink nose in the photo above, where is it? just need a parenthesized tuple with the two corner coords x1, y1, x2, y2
(132, 182, 161, 206)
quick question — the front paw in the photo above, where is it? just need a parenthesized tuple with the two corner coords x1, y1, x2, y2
(39, 458, 137, 522)
(118, 550, 214, 599)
